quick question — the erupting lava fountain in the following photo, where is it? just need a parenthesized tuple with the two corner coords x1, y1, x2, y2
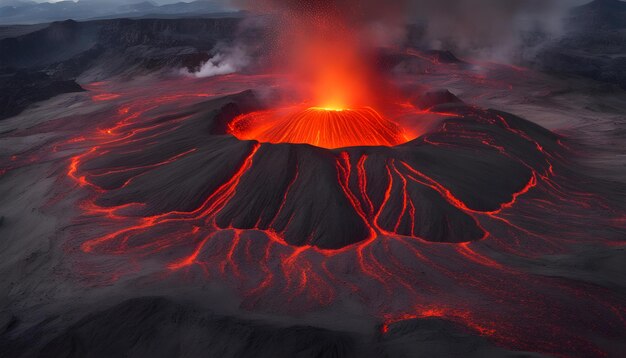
(226, 1, 415, 149)
(229, 106, 409, 149)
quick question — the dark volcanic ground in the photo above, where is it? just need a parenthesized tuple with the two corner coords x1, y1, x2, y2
(0, 59, 625, 357)
(1, 3, 626, 358)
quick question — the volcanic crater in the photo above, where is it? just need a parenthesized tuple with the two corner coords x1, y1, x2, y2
(228, 106, 410, 149)
(74, 89, 551, 251)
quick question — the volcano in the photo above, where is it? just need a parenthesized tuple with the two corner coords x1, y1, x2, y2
(1, 5, 626, 358)
(2, 66, 625, 358)
(229, 106, 410, 149)
(59, 89, 546, 252)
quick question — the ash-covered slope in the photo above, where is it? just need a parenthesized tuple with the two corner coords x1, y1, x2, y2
(0, 17, 243, 75)
(0, 16, 249, 118)
(72, 91, 554, 250)
(570, 0, 626, 31)
(1, 296, 537, 358)
(537, 0, 626, 89)
(1, 69, 624, 358)
(0, 69, 83, 120)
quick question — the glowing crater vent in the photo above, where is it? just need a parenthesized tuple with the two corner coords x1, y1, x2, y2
(229, 106, 409, 149)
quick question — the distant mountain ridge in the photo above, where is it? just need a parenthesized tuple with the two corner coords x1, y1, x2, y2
(569, 0, 626, 30)
(0, 16, 245, 118)
(535, 0, 626, 89)
(0, 0, 235, 25)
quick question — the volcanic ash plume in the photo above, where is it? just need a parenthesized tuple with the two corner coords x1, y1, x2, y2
(225, 1, 415, 149)
(409, 0, 571, 61)
(237, 0, 575, 67)
(183, 44, 250, 78)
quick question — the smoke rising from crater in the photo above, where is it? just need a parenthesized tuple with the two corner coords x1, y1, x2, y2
(409, 0, 580, 61)
(232, 0, 413, 107)
(235, 0, 584, 62)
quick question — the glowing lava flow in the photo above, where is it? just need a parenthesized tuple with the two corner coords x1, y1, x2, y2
(6, 71, 622, 358)
(229, 106, 410, 149)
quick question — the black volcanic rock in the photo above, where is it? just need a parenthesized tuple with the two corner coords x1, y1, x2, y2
(413, 89, 463, 110)
(536, 49, 626, 89)
(35, 297, 359, 358)
(569, 0, 626, 31)
(95, 17, 240, 49)
(0, 17, 249, 117)
(378, 48, 468, 75)
(42, 45, 106, 80)
(179, 51, 212, 72)
(0, 69, 84, 120)
(535, 0, 626, 89)
(424, 50, 463, 64)
(0, 296, 541, 357)
(0, 17, 242, 72)
(0, 19, 101, 69)
(381, 318, 545, 357)
(215, 143, 374, 249)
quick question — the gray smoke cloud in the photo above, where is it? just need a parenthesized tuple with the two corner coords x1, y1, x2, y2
(233, 0, 591, 63)
(408, 0, 587, 61)
(182, 44, 250, 78)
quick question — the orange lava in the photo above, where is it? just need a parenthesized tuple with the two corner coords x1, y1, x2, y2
(229, 106, 409, 149)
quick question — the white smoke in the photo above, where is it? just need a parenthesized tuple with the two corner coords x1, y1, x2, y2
(231, 0, 589, 64)
(409, 0, 584, 62)
(182, 45, 250, 78)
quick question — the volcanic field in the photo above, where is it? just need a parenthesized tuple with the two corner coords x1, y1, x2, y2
(1, 2, 626, 357)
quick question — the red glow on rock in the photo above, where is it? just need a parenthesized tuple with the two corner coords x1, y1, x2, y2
(229, 106, 410, 149)
(92, 93, 121, 101)
(18, 72, 621, 358)
(279, 10, 376, 110)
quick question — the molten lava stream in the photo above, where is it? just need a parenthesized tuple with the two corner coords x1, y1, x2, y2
(229, 106, 410, 149)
